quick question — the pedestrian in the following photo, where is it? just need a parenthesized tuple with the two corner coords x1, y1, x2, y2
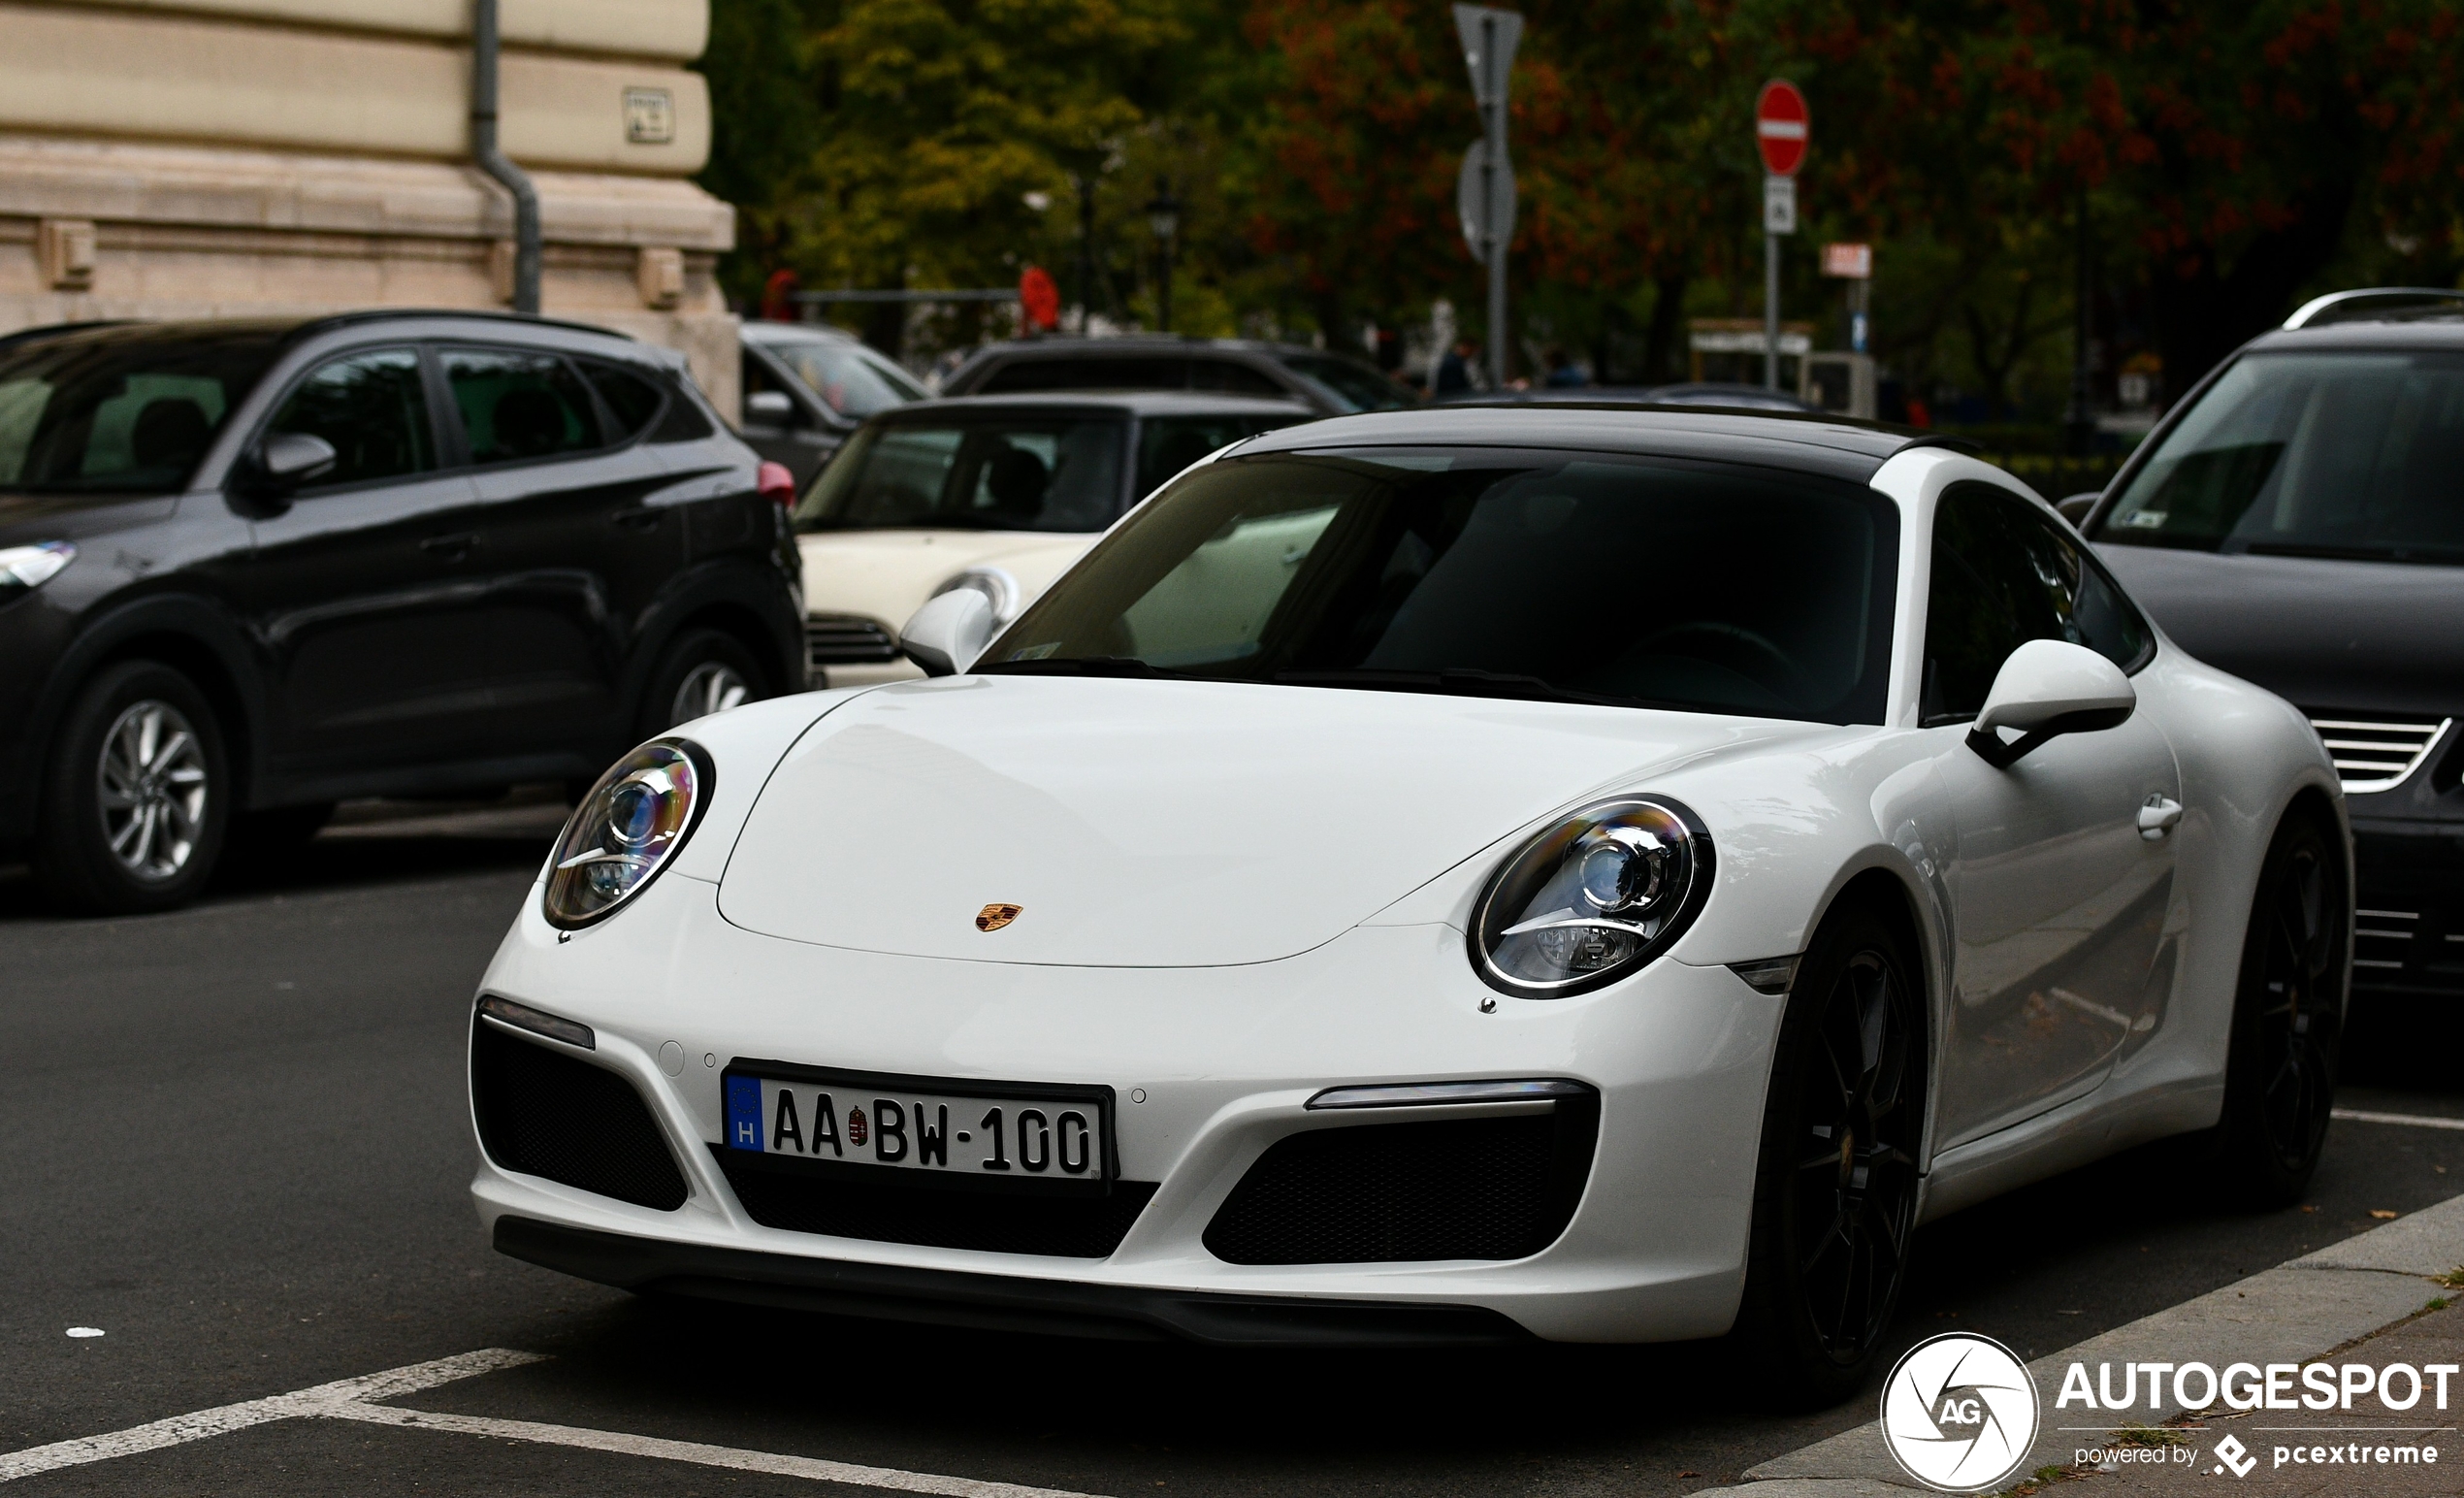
(1543, 347, 1587, 388)
(1434, 338, 1480, 395)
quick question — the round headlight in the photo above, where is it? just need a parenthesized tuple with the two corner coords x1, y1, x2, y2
(542, 738, 713, 928)
(1470, 797, 1712, 997)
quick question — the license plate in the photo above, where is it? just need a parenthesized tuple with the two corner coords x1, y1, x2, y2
(722, 1063, 1113, 1188)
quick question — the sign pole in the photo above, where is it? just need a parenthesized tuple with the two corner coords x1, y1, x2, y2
(1754, 81, 1808, 395)
(1481, 13, 1508, 389)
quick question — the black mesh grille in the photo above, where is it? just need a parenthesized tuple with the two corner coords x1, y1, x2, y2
(714, 1150, 1156, 1258)
(1204, 1106, 1597, 1265)
(807, 614, 899, 668)
(471, 1018, 689, 1211)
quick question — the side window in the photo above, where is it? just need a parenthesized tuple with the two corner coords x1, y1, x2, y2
(581, 360, 666, 442)
(1924, 482, 2152, 723)
(649, 375, 715, 441)
(441, 347, 603, 465)
(266, 348, 434, 487)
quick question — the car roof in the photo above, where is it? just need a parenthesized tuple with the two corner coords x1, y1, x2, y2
(878, 390, 1316, 418)
(4, 309, 653, 362)
(1228, 405, 1944, 483)
(956, 337, 1371, 364)
(2243, 320, 2464, 354)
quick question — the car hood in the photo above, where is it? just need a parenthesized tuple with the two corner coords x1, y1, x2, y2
(715, 675, 1811, 966)
(796, 528, 1099, 640)
(0, 487, 179, 538)
(2095, 543, 2464, 716)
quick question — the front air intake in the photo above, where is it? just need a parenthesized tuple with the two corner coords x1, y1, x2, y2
(470, 1015, 688, 1211)
(1203, 1098, 1598, 1265)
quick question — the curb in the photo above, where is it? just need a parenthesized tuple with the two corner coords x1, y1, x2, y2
(1699, 1191, 2464, 1497)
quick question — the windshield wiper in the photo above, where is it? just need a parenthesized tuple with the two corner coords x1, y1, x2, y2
(1273, 667, 1629, 707)
(978, 656, 1190, 679)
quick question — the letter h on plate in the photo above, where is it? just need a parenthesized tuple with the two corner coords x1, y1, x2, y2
(725, 1075, 763, 1150)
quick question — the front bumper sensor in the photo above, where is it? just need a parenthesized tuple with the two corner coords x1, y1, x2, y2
(494, 1215, 1534, 1348)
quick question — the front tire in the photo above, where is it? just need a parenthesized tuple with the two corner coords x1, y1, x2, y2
(33, 661, 232, 915)
(638, 628, 765, 737)
(1730, 899, 1926, 1408)
(2210, 810, 2348, 1208)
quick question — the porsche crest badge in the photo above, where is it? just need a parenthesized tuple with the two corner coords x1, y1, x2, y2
(976, 903, 1022, 932)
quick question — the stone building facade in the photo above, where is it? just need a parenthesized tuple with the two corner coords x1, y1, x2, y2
(0, 0, 737, 409)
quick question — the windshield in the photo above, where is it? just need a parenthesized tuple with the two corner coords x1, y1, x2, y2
(795, 417, 1126, 533)
(1278, 353, 1412, 412)
(2093, 351, 2464, 561)
(0, 328, 282, 492)
(770, 338, 929, 418)
(980, 446, 1898, 723)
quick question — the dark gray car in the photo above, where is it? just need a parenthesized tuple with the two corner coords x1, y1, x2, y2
(940, 337, 1412, 415)
(2073, 288, 2464, 1003)
(738, 321, 931, 488)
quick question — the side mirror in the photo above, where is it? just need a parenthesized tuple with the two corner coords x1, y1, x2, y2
(745, 390, 796, 426)
(901, 588, 997, 677)
(251, 432, 338, 491)
(2055, 492, 2100, 529)
(1966, 638, 2135, 768)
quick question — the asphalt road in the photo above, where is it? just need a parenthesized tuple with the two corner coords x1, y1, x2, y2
(3, 806, 2459, 1497)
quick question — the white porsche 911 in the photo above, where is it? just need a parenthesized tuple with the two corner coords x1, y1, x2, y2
(469, 407, 2348, 1401)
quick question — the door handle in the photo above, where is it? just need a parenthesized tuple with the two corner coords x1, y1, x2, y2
(420, 532, 480, 561)
(611, 508, 663, 532)
(2138, 795, 2183, 840)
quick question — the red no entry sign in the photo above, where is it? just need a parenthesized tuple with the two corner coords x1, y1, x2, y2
(1756, 80, 1808, 177)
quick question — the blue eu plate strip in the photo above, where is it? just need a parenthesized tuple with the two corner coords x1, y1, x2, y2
(724, 1074, 762, 1152)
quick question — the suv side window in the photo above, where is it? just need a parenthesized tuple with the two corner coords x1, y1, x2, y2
(1924, 481, 2153, 724)
(579, 360, 666, 443)
(441, 347, 603, 465)
(266, 347, 435, 487)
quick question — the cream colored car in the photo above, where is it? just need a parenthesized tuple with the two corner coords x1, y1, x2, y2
(791, 391, 1312, 685)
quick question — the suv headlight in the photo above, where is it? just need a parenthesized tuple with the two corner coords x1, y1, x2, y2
(543, 738, 713, 928)
(1470, 797, 1713, 997)
(0, 541, 75, 601)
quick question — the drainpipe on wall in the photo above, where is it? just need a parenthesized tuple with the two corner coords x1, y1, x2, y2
(471, 0, 540, 314)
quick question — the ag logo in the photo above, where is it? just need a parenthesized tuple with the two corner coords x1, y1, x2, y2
(976, 903, 1022, 932)
(1880, 1332, 2040, 1493)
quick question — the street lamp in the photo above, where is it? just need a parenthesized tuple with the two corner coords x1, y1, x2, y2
(1145, 177, 1181, 334)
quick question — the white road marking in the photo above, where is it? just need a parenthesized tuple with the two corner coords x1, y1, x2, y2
(0, 1346, 1112, 1496)
(0, 1349, 541, 1482)
(2333, 1108, 2464, 1132)
(63, 1328, 103, 1339)
(323, 1401, 1110, 1497)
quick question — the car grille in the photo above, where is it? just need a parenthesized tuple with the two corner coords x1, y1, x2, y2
(470, 1018, 689, 1212)
(1203, 1107, 1598, 1265)
(806, 614, 900, 670)
(712, 1150, 1158, 1258)
(2307, 714, 2451, 794)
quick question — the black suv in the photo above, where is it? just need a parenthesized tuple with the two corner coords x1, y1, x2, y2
(2076, 288, 2464, 1003)
(0, 312, 802, 914)
(939, 337, 1412, 414)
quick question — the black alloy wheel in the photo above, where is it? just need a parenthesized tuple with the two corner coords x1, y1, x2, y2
(2212, 813, 2347, 1206)
(1732, 899, 1925, 1407)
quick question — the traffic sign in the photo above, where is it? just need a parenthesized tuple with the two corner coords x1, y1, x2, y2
(1821, 243, 1872, 278)
(1763, 176, 1797, 235)
(1457, 138, 1517, 264)
(1756, 80, 1808, 177)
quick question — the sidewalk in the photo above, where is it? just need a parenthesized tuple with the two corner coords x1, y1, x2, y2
(1703, 1191, 2464, 1498)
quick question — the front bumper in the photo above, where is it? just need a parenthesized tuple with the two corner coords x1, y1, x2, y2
(469, 872, 1785, 1345)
